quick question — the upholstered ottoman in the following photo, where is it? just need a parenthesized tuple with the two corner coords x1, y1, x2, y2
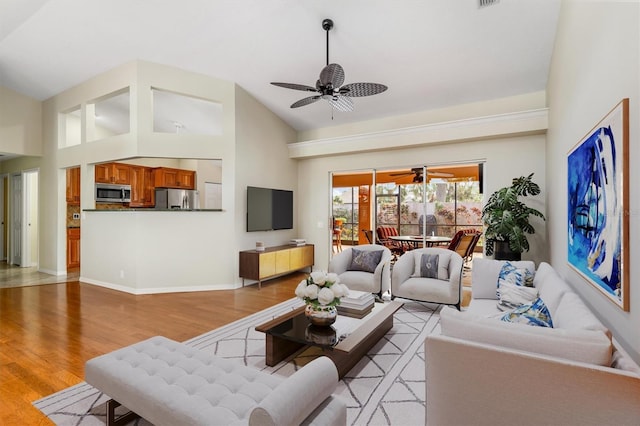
(85, 336, 346, 426)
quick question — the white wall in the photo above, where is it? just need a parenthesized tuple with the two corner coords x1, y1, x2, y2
(0, 86, 42, 156)
(547, 0, 640, 362)
(234, 86, 299, 259)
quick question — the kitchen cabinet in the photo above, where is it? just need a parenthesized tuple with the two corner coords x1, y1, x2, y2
(130, 166, 155, 207)
(66, 167, 81, 205)
(67, 228, 80, 270)
(239, 244, 314, 289)
(153, 167, 195, 189)
(95, 162, 131, 184)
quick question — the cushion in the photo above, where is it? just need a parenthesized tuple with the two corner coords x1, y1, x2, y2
(348, 248, 383, 273)
(537, 267, 572, 318)
(439, 307, 613, 366)
(553, 292, 608, 333)
(471, 258, 536, 299)
(501, 297, 553, 327)
(497, 281, 538, 311)
(496, 261, 537, 310)
(413, 250, 451, 280)
(497, 261, 534, 291)
(419, 254, 439, 279)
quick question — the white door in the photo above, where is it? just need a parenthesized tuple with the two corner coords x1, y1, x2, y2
(0, 175, 5, 261)
(23, 170, 39, 267)
(11, 173, 22, 266)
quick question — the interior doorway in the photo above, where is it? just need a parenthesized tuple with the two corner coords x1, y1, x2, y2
(8, 170, 39, 267)
(0, 174, 7, 261)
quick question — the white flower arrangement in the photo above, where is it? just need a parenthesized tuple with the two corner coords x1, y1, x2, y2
(295, 271, 349, 308)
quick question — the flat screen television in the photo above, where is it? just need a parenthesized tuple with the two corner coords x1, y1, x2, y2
(246, 186, 293, 231)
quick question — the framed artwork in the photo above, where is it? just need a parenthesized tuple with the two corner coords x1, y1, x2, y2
(567, 98, 629, 311)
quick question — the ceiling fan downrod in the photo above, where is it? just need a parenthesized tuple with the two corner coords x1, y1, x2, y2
(322, 18, 333, 66)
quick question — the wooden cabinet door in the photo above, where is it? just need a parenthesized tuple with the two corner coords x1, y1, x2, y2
(66, 167, 80, 204)
(113, 163, 131, 184)
(258, 252, 276, 279)
(154, 168, 178, 188)
(95, 163, 131, 184)
(130, 166, 155, 207)
(302, 245, 314, 267)
(177, 170, 195, 189)
(143, 167, 154, 206)
(67, 228, 80, 269)
(129, 166, 145, 206)
(289, 247, 303, 270)
(154, 168, 195, 189)
(275, 249, 290, 274)
(95, 164, 112, 183)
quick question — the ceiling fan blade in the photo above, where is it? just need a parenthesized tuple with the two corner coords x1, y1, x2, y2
(389, 172, 413, 177)
(290, 96, 321, 108)
(327, 95, 354, 112)
(319, 63, 345, 88)
(339, 82, 388, 97)
(271, 82, 318, 92)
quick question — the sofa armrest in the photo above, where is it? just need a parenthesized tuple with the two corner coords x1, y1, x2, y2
(249, 356, 340, 426)
(425, 334, 640, 426)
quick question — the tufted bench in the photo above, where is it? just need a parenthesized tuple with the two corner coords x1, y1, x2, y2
(85, 336, 346, 426)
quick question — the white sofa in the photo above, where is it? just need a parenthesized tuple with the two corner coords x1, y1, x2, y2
(425, 259, 640, 426)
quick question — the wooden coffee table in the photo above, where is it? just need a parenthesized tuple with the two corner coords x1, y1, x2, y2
(255, 301, 403, 379)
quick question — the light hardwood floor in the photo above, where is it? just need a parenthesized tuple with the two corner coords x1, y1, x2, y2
(0, 265, 300, 425)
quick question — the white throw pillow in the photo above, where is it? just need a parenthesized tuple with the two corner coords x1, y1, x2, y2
(439, 306, 612, 366)
(413, 251, 451, 281)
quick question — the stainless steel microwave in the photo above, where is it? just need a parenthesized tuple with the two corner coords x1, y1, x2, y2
(95, 183, 131, 203)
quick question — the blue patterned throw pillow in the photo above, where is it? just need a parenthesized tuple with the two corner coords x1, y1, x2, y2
(348, 249, 383, 273)
(501, 297, 553, 327)
(420, 254, 440, 279)
(497, 261, 534, 298)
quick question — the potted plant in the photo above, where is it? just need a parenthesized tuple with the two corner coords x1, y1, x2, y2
(481, 173, 546, 261)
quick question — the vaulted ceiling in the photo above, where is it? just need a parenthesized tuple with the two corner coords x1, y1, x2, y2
(0, 0, 561, 132)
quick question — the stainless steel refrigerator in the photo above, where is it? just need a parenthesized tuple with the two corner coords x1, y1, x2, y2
(155, 188, 200, 210)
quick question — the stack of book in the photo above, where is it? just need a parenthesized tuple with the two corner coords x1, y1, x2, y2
(289, 239, 306, 246)
(337, 290, 375, 319)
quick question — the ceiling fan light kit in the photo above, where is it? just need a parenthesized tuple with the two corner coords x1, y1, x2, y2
(271, 18, 388, 112)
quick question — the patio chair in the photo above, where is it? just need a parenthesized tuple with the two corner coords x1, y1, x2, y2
(376, 225, 409, 257)
(448, 230, 482, 269)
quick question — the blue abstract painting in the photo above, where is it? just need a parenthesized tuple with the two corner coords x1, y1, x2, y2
(567, 99, 628, 310)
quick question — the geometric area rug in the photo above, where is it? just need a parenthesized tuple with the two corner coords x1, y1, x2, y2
(33, 298, 442, 426)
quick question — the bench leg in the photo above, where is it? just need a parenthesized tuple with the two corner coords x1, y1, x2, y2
(106, 399, 140, 426)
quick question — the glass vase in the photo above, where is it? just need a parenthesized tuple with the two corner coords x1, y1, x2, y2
(305, 304, 337, 327)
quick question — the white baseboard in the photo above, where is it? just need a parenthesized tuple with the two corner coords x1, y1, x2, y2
(38, 267, 66, 276)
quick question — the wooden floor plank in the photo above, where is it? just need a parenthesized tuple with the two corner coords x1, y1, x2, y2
(0, 271, 301, 425)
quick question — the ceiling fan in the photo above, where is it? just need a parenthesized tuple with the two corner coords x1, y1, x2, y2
(270, 18, 388, 112)
(390, 168, 455, 183)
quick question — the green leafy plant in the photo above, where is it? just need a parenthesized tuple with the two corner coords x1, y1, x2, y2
(482, 173, 546, 256)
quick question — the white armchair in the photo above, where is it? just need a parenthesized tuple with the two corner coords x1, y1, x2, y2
(328, 244, 392, 298)
(391, 247, 463, 309)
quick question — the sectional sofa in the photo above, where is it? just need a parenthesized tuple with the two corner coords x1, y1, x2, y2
(425, 259, 640, 426)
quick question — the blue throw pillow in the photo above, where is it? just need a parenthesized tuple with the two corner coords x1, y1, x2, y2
(497, 261, 534, 298)
(348, 249, 383, 273)
(501, 297, 553, 327)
